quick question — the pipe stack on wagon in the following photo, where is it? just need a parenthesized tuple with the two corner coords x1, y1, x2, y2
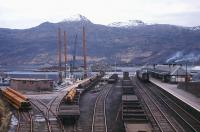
(1, 88, 31, 110)
(58, 74, 102, 121)
(59, 87, 80, 120)
(64, 88, 78, 104)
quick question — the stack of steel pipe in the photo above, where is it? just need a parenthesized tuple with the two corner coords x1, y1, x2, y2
(2, 88, 31, 110)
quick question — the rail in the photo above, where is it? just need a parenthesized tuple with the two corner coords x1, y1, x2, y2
(145, 82, 200, 132)
(91, 84, 112, 132)
(30, 100, 52, 132)
(16, 111, 33, 132)
(36, 99, 64, 132)
(47, 96, 65, 132)
(135, 78, 179, 132)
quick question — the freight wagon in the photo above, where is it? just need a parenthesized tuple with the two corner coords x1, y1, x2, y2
(136, 69, 149, 82)
(108, 74, 118, 83)
(64, 88, 77, 104)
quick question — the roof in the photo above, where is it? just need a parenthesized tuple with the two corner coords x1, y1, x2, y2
(150, 65, 190, 76)
(170, 66, 189, 76)
(192, 72, 200, 81)
(11, 78, 53, 81)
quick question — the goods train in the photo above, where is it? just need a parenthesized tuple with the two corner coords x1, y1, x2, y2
(78, 74, 100, 88)
(64, 88, 77, 103)
(2, 88, 31, 110)
(123, 72, 130, 80)
(108, 74, 118, 83)
(64, 74, 102, 104)
(78, 78, 92, 88)
(136, 69, 149, 82)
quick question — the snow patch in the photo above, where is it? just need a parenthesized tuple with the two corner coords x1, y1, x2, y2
(62, 14, 90, 22)
(108, 20, 146, 28)
(8, 114, 18, 132)
(189, 26, 200, 31)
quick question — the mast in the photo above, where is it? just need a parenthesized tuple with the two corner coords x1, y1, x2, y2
(64, 31, 67, 78)
(72, 34, 78, 75)
(82, 26, 87, 78)
(58, 28, 62, 84)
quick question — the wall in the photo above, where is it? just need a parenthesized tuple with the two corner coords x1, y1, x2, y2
(178, 82, 200, 97)
(10, 79, 53, 91)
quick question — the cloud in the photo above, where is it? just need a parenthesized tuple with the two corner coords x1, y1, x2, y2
(0, 0, 200, 28)
(154, 11, 200, 26)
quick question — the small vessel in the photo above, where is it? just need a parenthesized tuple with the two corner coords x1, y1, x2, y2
(0, 74, 10, 86)
(62, 74, 76, 85)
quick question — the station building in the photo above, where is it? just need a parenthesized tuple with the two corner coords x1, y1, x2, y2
(149, 65, 191, 83)
(10, 78, 54, 91)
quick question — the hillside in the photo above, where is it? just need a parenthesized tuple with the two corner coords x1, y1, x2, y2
(0, 15, 200, 66)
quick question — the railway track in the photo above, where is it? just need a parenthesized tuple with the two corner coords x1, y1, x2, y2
(16, 111, 33, 132)
(91, 84, 112, 132)
(36, 98, 64, 132)
(134, 78, 182, 132)
(30, 99, 51, 132)
(145, 82, 200, 132)
(30, 98, 63, 132)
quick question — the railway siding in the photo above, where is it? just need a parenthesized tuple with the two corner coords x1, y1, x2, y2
(92, 84, 112, 132)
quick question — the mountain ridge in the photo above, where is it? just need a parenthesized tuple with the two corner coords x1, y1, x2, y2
(0, 15, 200, 66)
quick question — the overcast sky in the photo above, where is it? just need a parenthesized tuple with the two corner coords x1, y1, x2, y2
(0, 0, 200, 29)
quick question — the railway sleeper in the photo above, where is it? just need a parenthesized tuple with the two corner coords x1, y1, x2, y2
(123, 91, 135, 94)
(123, 106, 143, 109)
(123, 113, 147, 117)
(123, 111, 146, 114)
(123, 102, 142, 105)
(123, 118, 149, 123)
(123, 110, 145, 114)
(122, 101, 141, 104)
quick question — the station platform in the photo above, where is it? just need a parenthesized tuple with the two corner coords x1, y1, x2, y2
(149, 77, 200, 112)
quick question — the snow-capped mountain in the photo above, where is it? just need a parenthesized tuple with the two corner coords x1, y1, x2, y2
(108, 20, 146, 28)
(1, 14, 200, 65)
(62, 14, 91, 23)
(189, 26, 200, 31)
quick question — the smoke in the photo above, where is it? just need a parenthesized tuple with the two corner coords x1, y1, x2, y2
(166, 51, 200, 63)
(166, 51, 183, 63)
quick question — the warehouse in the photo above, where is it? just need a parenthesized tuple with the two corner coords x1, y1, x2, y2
(10, 78, 54, 91)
